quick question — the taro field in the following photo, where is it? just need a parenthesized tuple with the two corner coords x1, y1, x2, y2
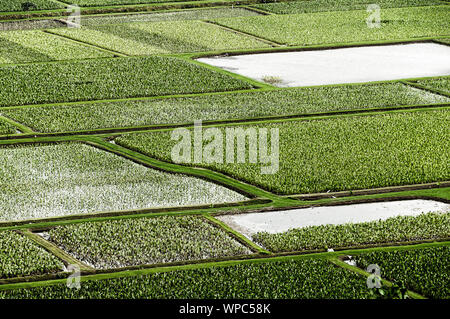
(0, 0, 449, 303)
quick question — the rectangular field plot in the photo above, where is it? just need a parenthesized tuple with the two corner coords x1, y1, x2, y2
(0, 56, 251, 107)
(116, 109, 450, 195)
(0, 231, 63, 279)
(49, 19, 270, 56)
(4, 82, 448, 133)
(214, 7, 449, 46)
(252, 0, 445, 14)
(219, 208, 450, 252)
(44, 216, 252, 269)
(0, 258, 372, 298)
(80, 8, 261, 26)
(0, 0, 64, 12)
(354, 246, 450, 298)
(416, 76, 450, 95)
(0, 30, 112, 64)
(198, 43, 450, 87)
(0, 143, 246, 222)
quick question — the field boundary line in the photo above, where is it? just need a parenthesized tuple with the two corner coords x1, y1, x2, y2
(202, 20, 281, 47)
(0, 115, 34, 133)
(288, 181, 450, 201)
(1, 187, 449, 232)
(187, 37, 450, 59)
(43, 29, 129, 57)
(0, 241, 448, 292)
(1, 102, 448, 139)
(329, 257, 426, 299)
(87, 137, 281, 201)
(202, 213, 271, 254)
(400, 80, 450, 98)
(181, 55, 275, 89)
(19, 229, 94, 271)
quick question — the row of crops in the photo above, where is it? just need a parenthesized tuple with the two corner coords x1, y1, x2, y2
(0, 5, 448, 62)
(252, 212, 450, 252)
(0, 231, 63, 279)
(2, 81, 448, 133)
(0, 56, 251, 107)
(1, 244, 447, 298)
(0, 143, 246, 222)
(0, 0, 447, 12)
(354, 246, 450, 299)
(45, 215, 252, 269)
(116, 109, 450, 194)
(0, 0, 448, 301)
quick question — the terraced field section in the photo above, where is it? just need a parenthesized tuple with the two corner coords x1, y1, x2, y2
(0, 257, 374, 298)
(48, 19, 270, 55)
(0, 143, 246, 222)
(0, 30, 112, 64)
(354, 245, 450, 299)
(79, 8, 260, 26)
(116, 109, 450, 194)
(3, 82, 449, 133)
(249, 212, 450, 252)
(0, 0, 65, 12)
(0, 56, 251, 107)
(0, 231, 63, 279)
(44, 216, 252, 269)
(416, 76, 450, 95)
(252, 0, 446, 14)
(214, 6, 450, 45)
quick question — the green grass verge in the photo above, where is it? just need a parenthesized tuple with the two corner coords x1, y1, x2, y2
(0, 142, 246, 222)
(214, 6, 450, 46)
(60, 0, 207, 6)
(252, 212, 450, 252)
(354, 245, 450, 298)
(0, 257, 373, 298)
(3, 82, 449, 133)
(252, 0, 446, 14)
(48, 19, 270, 55)
(416, 76, 450, 96)
(0, 117, 17, 134)
(0, 55, 252, 107)
(45, 215, 252, 269)
(0, 230, 63, 279)
(116, 109, 450, 195)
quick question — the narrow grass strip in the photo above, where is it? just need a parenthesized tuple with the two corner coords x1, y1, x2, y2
(203, 213, 271, 254)
(20, 230, 93, 271)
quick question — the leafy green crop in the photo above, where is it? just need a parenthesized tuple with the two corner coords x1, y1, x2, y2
(354, 246, 450, 298)
(0, 258, 373, 298)
(0, 118, 16, 135)
(46, 216, 251, 269)
(253, 213, 450, 252)
(253, 0, 445, 14)
(49, 19, 269, 55)
(116, 109, 450, 195)
(64, 0, 204, 6)
(3, 82, 448, 133)
(0, 231, 63, 278)
(0, 30, 112, 63)
(80, 8, 260, 26)
(417, 76, 450, 95)
(0, 56, 251, 107)
(0, 0, 64, 12)
(214, 6, 450, 46)
(0, 143, 246, 222)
